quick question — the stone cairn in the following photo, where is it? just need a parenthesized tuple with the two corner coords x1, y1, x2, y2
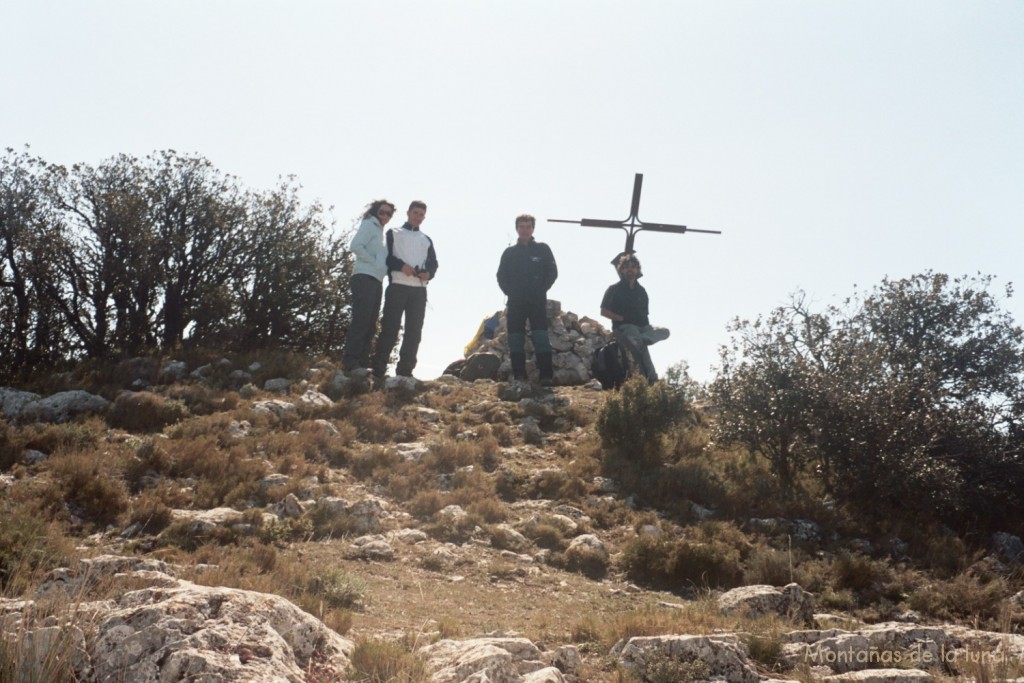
(457, 300, 613, 386)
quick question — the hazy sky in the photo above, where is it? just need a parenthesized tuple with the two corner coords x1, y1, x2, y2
(5, 1, 1022, 381)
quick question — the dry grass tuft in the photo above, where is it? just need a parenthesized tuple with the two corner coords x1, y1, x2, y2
(0, 505, 77, 595)
(347, 638, 430, 683)
(44, 449, 130, 527)
(166, 384, 239, 416)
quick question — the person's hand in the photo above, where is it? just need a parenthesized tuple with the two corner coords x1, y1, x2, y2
(417, 271, 430, 282)
(401, 264, 415, 276)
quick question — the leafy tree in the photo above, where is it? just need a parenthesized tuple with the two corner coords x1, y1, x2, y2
(0, 148, 71, 375)
(709, 295, 828, 491)
(44, 154, 159, 358)
(0, 148, 355, 381)
(711, 272, 1024, 532)
(147, 150, 249, 349)
(211, 178, 352, 354)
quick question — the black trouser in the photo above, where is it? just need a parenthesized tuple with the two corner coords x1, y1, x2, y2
(372, 283, 427, 377)
(506, 297, 551, 354)
(342, 274, 383, 371)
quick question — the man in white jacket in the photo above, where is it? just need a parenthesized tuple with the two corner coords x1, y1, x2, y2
(371, 200, 438, 380)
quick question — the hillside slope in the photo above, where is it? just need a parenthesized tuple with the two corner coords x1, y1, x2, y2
(1, 356, 1023, 682)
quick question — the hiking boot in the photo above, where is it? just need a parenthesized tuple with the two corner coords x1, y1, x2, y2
(510, 352, 528, 381)
(536, 351, 554, 388)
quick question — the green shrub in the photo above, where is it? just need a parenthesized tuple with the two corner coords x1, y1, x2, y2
(107, 391, 189, 432)
(907, 573, 1008, 626)
(711, 273, 1024, 533)
(597, 376, 688, 467)
(621, 536, 743, 592)
(522, 521, 565, 551)
(308, 569, 366, 610)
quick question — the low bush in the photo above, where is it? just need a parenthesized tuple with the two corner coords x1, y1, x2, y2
(521, 520, 565, 551)
(107, 391, 190, 432)
(127, 491, 174, 534)
(597, 376, 689, 467)
(350, 446, 402, 480)
(124, 438, 174, 492)
(621, 536, 744, 592)
(908, 573, 1009, 626)
(166, 384, 238, 416)
(46, 450, 130, 527)
(21, 421, 102, 456)
(560, 544, 609, 579)
(743, 547, 795, 587)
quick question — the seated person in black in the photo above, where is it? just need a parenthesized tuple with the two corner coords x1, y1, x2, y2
(600, 253, 669, 382)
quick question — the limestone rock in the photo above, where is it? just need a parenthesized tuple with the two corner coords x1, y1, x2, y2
(612, 634, 760, 683)
(264, 377, 292, 393)
(465, 303, 614, 387)
(0, 387, 41, 419)
(4, 558, 353, 682)
(351, 535, 395, 561)
(159, 359, 188, 382)
(298, 388, 332, 407)
(992, 531, 1024, 564)
(419, 637, 547, 683)
(719, 583, 816, 625)
(251, 399, 297, 418)
(823, 669, 933, 683)
(19, 390, 110, 423)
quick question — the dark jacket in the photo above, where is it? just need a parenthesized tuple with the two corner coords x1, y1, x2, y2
(496, 239, 558, 303)
(601, 279, 650, 329)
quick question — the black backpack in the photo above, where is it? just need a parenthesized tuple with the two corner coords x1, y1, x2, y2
(591, 341, 629, 389)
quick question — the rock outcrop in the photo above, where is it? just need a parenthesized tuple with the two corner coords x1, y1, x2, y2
(1, 556, 353, 682)
(462, 301, 613, 386)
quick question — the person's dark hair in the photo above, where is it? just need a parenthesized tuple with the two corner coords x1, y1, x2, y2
(616, 253, 643, 277)
(364, 199, 396, 220)
(515, 214, 536, 229)
(408, 200, 427, 212)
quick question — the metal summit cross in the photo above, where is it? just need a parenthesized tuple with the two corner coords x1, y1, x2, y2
(548, 173, 721, 256)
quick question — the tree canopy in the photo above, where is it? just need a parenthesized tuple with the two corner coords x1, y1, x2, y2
(710, 272, 1024, 534)
(0, 148, 352, 381)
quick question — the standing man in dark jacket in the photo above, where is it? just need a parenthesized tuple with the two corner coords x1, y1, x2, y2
(497, 214, 558, 386)
(372, 200, 438, 381)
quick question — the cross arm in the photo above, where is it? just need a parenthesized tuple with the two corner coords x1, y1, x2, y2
(641, 222, 722, 235)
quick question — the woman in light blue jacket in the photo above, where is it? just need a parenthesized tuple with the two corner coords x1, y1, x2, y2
(342, 199, 395, 372)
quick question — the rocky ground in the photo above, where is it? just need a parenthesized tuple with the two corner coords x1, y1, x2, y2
(2, 357, 1023, 682)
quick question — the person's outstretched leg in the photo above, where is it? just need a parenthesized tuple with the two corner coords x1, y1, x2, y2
(615, 324, 658, 382)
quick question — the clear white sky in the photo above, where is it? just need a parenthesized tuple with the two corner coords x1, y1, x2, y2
(5, 1, 1022, 382)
